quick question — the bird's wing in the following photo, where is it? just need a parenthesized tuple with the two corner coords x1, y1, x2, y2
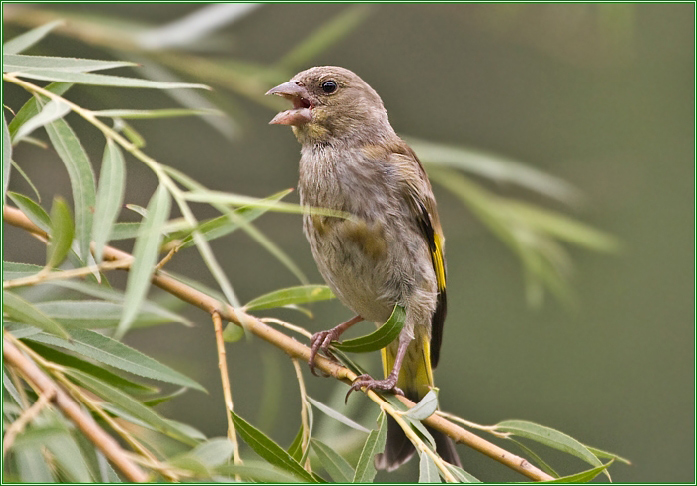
(388, 144, 447, 368)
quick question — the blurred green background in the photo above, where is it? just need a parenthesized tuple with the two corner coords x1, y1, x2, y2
(3, 3, 694, 482)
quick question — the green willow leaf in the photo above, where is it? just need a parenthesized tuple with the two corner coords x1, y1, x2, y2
(445, 463, 481, 483)
(3, 291, 70, 341)
(26, 327, 204, 391)
(8, 82, 73, 140)
(335, 305, 405, 353)
(215, 461, 302, 483)
(418, 451, 440, 483)
(287, 425, 305, 462)
(23, 340, 157, 394)
(3, 113, 11, 199)
(3, 20, 64, 55)
(43, 428, 94, 482)
(93, 108, 223, 119)
(66, 369, 199, 446)
(9, 160, 41, 201)
(116, 184, 171, 339)
(13, 99, 71, 142)
(4, 54, 136, 73)
(34, 300, 187, 329)
(244, 285, 334, 311)
(7, 192, 50, 232)
(353, 411, 387, 483)
(585, 445, 631, 465)
(307, 396, 370, 433)
(310, 438, 355, 483)
(229, 411, 318, 483)
(44, 116, 96, 261)
(13, 70, 210, 89)
(46, 197, 75, 270)
(511, 438, 560, 478)
(495, 420, 607, 479)
(92, 139, 126, 262)
(533, 462, 612, 483)
(404, 388, 439, 421)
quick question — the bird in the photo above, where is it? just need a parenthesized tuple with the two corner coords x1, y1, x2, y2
(266, 66, 460, 471)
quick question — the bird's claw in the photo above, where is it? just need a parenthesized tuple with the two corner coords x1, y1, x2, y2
(345, 374, 404, 403)
(308, 329, 341, 377)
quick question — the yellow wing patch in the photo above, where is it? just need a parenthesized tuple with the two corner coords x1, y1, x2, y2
(432, 232, 446, 292)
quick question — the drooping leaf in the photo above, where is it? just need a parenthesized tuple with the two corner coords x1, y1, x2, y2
(142, 387, 187, 407)
(44, 116, 96, 261)
(215, 461, 303, 483)
(3, 54, 136, 73)
(26, 327, 205, 391)
(43, 427, 94, 482)
(93, 108, 223, 119)
(511, 438, 560, 478)
(116, 184, 171, 339)
(34, 300, 188, 329)
(531, 462, 612, 483)
(46, 197, 75, 270)
(335, 305, 405, 353)
(3, 20, 64, 55)
(287, 425, 305, 462)
(585, 445, 631, 465)
(12, 98, 71, 142)
(66, 369, 199, 446)
(9, 160, 41, 201)
(445, 463, 481, 483)
(13, 70, 210, 89)
(23, 340, 157, 394)
(307, 396, 370, 433)
(229, 410, 318, 482)
(3, 291, 70, 340)
(8, 82, 72, 138)
(3, 112, 11, 199)
(311, 438, 355, 483)
(7, 191, 51, 232)
(92, 139, 126, 262)
(418, 451, 440, 483)
(245, 285, 335, 312)
(495, 420, 607, 479)
(352, 411, 387, 483)
(176, 437, 234, 468)
(404, 388, 439, 421)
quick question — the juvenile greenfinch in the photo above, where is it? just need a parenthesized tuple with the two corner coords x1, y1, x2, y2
(267, 66, 460, 471)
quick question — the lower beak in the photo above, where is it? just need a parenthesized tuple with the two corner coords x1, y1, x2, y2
(266, 81, 312, 126)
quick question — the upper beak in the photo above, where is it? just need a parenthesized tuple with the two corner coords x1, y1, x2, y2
(266, 81, 313, 126)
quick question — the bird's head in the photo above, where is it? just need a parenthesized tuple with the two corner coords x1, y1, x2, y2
(266, 66, 393, 145)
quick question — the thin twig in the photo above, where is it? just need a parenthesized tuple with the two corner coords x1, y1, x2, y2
(3, 205, 554, 482)
(2, 337, 149, 482)
(261, 317, 313, 339)
(211, 311, 241, 466)
(3, 258, 133, 289)
(2, 387, 55, 456)
(437, 411, 511, 439)
(291, 359, 311, 470)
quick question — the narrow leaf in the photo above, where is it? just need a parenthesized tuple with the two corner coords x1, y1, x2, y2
(13, 99, 71, 142)
(215, 461, 302, 483)
(34, 300, 187, 329)
(287, 425, 305, 462)
(43, 430, 94, 482)
(307, 396, 370, 433)
(46, 197, 75, 270)
(4, 54, 136, 73)
(14, 70, 210, 89)
(8, 82, 72, 139)
(186, 438, 234, 467)
(3, 291, 70, 340)
(44, 117, 96, 261)
(3, 112, 11, 199)
(495, 420, 607, 478)
(116, 184, 171, 339)
(245, 285, 335, 311)
(229, 410, 318, 482)
(534, 462, 612, 483)
(3, 20, 64, 55)
(311, 438, 355, 483)
(10, 160, 41, 201)
(353, 411, 387, 483)
(26, 327, 205, 391)
(445, 463, 481, 483)
(585, 445, 631, 465)
(93, 108, 223, 119)
(66, 369, 199, 446)
(418, 451, 440, 483)
(404, 389, 439, 421)
(92, 139, 126, 262)
(7, 191, 50, 232)
(511, 438, 560, 478)
(336, 305, 405, 353)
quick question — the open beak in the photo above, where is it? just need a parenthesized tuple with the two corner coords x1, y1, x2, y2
(266, 81, 312, 126)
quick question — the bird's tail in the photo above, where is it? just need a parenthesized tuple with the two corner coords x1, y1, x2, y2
(375, 334, 461, 471)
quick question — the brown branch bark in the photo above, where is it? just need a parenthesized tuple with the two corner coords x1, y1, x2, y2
(2, 337, 149, 482)
(3, 205, 553, 482)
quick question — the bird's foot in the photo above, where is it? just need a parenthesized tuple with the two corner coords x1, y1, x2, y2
(308, 328, 342, 377)
(345, 374, 404, 402)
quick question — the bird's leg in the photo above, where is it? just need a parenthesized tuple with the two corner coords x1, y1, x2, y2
(345, 333, 412, 402)
(309, 315, 363, 376)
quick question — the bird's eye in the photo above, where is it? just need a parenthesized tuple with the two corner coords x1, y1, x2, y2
(321, 80, 338, 94)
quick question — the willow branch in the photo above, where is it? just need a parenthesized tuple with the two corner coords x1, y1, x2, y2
(2, 387, 54, 456)
(3, 205, 553, 482)
(2, 337, 148, 482)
